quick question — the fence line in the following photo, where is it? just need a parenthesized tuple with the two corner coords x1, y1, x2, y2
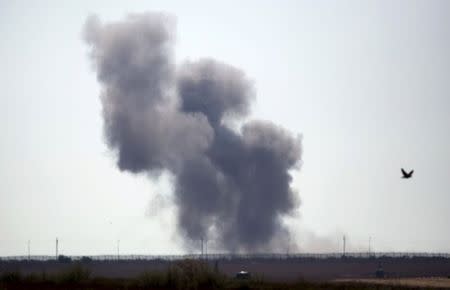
(1, 252, 450, 261)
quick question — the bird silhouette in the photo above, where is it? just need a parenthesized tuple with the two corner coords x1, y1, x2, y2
(401, 168, 414, 179)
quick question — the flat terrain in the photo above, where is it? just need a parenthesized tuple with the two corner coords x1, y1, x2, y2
(1, 256, 450, 282)
(335, 277, 450, 289)
(217, 257, 450, 281)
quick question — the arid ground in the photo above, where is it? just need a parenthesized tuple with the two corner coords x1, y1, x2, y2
(1, 257, 450, 290)
(1, 256, 450, 281)
(335, 277, 450, 289)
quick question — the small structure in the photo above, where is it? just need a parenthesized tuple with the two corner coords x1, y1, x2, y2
(235, 270, 251, 280)
(375, 264, 385, 278)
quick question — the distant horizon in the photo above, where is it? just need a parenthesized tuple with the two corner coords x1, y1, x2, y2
(2, 251, 450, 260)
(1, 0, 450, 255)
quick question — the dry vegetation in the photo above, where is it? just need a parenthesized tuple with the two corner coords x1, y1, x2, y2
(335, 277, 450, 289)
(1, 260, 449, 290)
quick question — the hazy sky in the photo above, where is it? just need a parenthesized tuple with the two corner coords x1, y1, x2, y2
(1, 0, 450, 256)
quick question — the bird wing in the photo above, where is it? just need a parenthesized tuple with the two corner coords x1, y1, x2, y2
(409, 170, 414, 176)
(401, 168, 407, 176)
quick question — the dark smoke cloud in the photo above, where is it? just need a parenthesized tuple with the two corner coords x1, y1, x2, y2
(84, 13, 302, 252)
(178, 59, 254, 126)
(84, 13, 213, 173)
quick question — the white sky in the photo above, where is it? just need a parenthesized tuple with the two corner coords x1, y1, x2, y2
(1, 0, 450, 256)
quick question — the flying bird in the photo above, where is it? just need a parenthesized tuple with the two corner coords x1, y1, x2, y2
(401, 168, 414, 179)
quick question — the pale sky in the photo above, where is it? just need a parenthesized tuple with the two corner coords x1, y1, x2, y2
(1, 0, 450, 256)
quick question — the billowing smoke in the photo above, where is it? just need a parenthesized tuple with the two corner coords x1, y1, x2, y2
(84, 13, 302, 252)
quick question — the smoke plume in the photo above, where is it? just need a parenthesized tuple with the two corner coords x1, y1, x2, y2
(84, 13, 302, 252)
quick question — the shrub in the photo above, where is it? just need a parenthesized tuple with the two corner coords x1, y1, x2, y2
(57, 255, 72, 263)
(172, 259, 226, 290)
(0, 271, 22, 283)
(136, 271, 168, 288)
(80, 256, 93, 263)
(23, 273, 39, 283)
(55, 264, 91, 284)
(133, 260, 226, 290)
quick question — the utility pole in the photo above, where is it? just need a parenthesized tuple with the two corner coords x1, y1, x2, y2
(343, 235, 346, 257)
(200, 238, 204, 258)
(56, 238, 59, 260)
(117, 240, 120, 261)
(27, 240, 30, 261)
(287, 235, 291, 256)
(369, 236, 371, 256)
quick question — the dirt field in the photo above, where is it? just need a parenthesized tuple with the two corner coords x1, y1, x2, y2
(217, 257, 450, 281)
(1, 256, 450, 282)
(335, 277, 450, 289)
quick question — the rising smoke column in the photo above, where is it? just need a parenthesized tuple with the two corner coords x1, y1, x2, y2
(84, 13, 302, 252)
